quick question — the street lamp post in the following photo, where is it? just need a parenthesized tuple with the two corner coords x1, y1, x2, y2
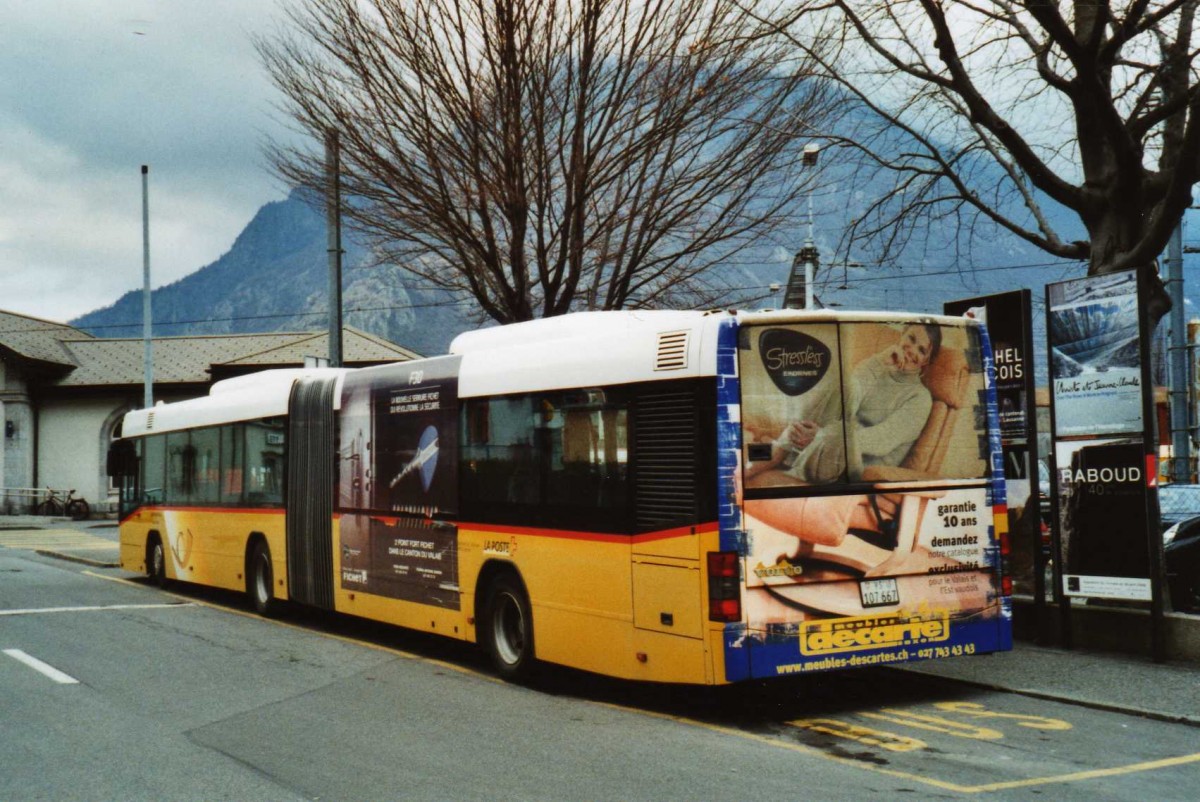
(141, 165, 153, 408)
(325, 128, 344, 368)
(768, 282, 782, 309)
(783, 143, 821, 309)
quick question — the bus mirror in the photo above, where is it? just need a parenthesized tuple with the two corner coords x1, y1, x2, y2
(107, 440, 136, 477)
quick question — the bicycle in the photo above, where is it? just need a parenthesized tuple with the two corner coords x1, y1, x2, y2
(36, 488, 90, 521)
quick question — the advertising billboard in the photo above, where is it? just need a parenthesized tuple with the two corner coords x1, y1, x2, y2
(945, 290, 1041, 599)
(1048, 271, 1143, 437)
(1046, 269, 1160, 612)
(945, 291, 1033, 440)
(1055, 438, 1152, 601)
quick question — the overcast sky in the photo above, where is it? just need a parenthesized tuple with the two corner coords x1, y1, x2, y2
(1, 1, 298, 324)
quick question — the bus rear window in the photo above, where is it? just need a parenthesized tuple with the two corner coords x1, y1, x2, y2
(740, 320, 989, 489)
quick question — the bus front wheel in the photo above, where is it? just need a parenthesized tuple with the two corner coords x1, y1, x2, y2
(147, 535, 167, 588)
(482, 573, 535, 682)
(248, 541, 278, 617)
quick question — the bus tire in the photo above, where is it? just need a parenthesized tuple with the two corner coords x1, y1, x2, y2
(147, 534, 167, 588)
(248, 540, 278, 617)
(481, 573, 535, 682)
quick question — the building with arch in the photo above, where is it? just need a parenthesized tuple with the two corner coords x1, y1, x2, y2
(0, 310, 419, 515)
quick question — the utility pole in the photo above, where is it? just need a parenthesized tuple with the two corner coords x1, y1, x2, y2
(1168, 223, 1190, 481)
(141, 165, 154, 408)
(325, 128, 344, 367)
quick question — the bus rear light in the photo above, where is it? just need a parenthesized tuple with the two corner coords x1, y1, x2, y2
(994, 514, 1011, 598)
(707, 551, 742, 622)
(708, 550, 737, 577)
(710, 598, 741, 622)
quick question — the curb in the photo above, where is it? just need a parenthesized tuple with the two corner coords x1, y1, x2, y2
(35, 549, 120, 569)
(896, 668, 1200, 729)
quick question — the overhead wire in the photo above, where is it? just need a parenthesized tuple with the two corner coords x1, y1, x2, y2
(0, 257, 1145, 337)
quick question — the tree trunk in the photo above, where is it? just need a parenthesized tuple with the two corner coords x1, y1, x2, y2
(1086, 210, 1172, 322)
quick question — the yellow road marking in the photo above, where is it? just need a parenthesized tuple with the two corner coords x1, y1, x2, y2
(78, 570, 1200, 793)
(933, 701, 1072, 731)
(862, 708, 1004, 740)
(670, 710, 1200, 794)
(790, 718, 927, 751)
(968, 753, 1200, 793)
(590, 703, 972, 792)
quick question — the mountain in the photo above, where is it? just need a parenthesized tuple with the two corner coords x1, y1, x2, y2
(59, 184, 1105, 382)
(72, 179, 1200, 385)
(71, 190, 474, 357)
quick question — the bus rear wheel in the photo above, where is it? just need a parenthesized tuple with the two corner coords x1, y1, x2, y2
(248, 541, 278, 617)
(482, 573, 535, 682)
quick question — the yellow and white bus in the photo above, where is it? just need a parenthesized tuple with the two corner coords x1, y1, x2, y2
(109, 309, 1011, 683)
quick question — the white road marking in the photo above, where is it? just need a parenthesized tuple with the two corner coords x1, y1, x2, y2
(0, 530, 117, 550)
(3, 649, 79, 684)
(0, 603, 194, 617)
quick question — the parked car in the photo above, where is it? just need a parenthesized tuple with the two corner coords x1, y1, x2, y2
(1158, 485, 1200, 612)
(1163, 518, 1200, 612)
(1158, 483, 1200, 530)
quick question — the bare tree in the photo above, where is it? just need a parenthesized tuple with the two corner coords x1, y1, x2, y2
(764, 1, 1200, 314)
(259, 0, 831, 324)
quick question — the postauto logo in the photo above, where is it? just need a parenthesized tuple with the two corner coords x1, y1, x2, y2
(799, 607, 951, 655)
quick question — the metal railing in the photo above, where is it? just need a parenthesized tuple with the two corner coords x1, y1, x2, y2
(0, 488, 89, 518)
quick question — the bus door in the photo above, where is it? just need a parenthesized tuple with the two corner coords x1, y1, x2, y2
(735, 318, 1007, 677)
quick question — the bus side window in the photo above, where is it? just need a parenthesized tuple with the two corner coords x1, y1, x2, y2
(461, 391, 631, 530)
(220, 424, 244, 505)
(462, 396, 539, 507)
(141, 435, 166, 504)
(166, 431, 191, 505)
(245, 419, 285, 506)
(548, 401, 628, 514)
(190, 427, 220, 504)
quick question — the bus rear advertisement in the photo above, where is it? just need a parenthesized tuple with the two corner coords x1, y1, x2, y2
(730, 315, 1010, 678)
(111, 309, 1011, 685)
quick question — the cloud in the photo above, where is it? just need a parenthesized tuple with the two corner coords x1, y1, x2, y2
(0, 0, 301, 322)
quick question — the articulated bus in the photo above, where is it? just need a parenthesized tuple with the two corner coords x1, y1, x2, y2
(109, 310, 1011, 683)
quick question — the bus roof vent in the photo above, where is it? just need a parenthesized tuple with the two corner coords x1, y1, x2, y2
(145, 411, 155, 431)
(655, 330, 689, 371)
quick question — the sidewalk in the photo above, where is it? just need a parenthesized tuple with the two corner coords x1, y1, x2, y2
(0, 514, 121, 567)
(899, 641, 1200, 726)
(4, 516, 1197, 724)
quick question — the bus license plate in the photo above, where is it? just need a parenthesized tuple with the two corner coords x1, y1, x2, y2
(859, 577, 899, 608)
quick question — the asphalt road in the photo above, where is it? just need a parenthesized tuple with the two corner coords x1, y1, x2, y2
(3, 542, 1199, 800)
